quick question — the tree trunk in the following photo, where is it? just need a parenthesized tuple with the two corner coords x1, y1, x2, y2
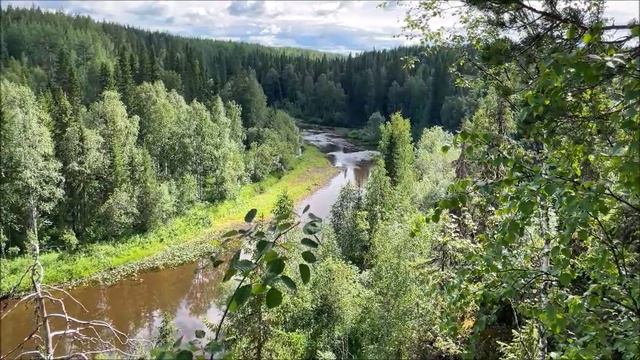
(27, 200, 54, 358)
(32, 254, 54, 359)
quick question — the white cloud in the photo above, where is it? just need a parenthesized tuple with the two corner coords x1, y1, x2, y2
(2, 1, 637, 53)
(260, 24, 282, 35)
(605, 1, 639, 24)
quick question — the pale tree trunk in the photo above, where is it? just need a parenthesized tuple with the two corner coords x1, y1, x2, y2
(1, 228, 5, 259)
(3, 199, 134, 359)
(27, 199, 54, 359)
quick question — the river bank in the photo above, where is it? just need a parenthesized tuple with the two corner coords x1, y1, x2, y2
(0, 145, 338, 297)
(1, 130, 379, 356)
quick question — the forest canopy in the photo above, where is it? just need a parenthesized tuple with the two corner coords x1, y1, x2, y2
(1, 1, 638, 359)
(1, 6, 474, 134)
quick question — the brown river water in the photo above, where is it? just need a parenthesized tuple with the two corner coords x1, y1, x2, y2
(0, 130, 377, 357)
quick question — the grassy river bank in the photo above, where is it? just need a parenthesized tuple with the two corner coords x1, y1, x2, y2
(0, 145, 337, 296)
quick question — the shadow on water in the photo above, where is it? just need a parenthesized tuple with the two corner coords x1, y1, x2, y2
(0, 130, 378, 356)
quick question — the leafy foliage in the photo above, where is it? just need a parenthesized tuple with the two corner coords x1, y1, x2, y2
(365, 111, 385, 142)
(154, 207, 323, 359)
(379, 112, 415, 193)
(414, 126, 460, 210)
(3, 3, 638, 359)
(166, 3, 638, 358)
(1, 59, 299, 254)
(407, 0, 640, 357)
(0, 80, 63, 245)
(330, 185, 369, 268)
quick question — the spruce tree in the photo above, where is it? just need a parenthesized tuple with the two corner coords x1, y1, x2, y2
(136, 50, 150, 84)
(50, 88, 75, 152)
(183, 45, 204, 101)
(379, 112, 414, 190)
(53, 48, 81, 110)
(115, 48, 134, 107)
(98, 62, 116, 93)
(148, 48, 161, 82)
(129, 53, 138, 84)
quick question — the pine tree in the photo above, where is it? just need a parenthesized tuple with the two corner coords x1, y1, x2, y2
(98, 62, 116, 93)
(115, 48, 134, 107)
(52, 48, 81, 110)
(379, 112, 414, 190)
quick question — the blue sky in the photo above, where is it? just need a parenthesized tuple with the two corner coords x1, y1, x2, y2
(3, 1, 638, 54)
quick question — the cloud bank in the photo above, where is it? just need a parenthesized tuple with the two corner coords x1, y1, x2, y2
(2, 1, 637, 54)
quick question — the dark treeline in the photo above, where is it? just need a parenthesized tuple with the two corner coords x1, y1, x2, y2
(1, 6, 475, 135)
(1, 8, 306, 254)
(0, 6, 477, 254)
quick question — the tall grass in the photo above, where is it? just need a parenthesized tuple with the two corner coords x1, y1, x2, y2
(0, 146, 336, 295)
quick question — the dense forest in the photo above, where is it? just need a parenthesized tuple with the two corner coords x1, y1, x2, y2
(0, 8, 306, 254)
(1, 6, 474, 133)
(1, 1, 639, 359)
(0, 6, 473, 254)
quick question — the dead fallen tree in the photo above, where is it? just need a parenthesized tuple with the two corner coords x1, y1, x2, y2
(1, 239, 142, 359)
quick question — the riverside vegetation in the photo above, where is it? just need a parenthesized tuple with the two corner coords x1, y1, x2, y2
(1, 1, 639, 359)
(0, 145, 335, 294)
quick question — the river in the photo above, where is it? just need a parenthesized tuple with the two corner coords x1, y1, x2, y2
(0, 130, 377, 357)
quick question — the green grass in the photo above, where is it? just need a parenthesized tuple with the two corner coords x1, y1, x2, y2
(0, 146, 337, 296)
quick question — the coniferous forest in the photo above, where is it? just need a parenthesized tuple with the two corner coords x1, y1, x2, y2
(0, 2, 639, 359)
(0, 6, 472, 252)
(1, 6, 473, 132)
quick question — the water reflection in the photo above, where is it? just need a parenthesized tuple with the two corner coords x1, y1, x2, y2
(0, 260, 224, 356)
(0, 130, 378, 357)
(298, 130, 378, 219)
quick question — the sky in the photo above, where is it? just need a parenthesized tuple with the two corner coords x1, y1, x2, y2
(3, 1, 639, 54)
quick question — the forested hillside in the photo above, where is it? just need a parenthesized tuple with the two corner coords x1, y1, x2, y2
(149, 1, 637, 359)
(1, 1, 638, 359)
(1, 6, 473, 133)
(0, 6, 475, 254)
(0, 7, 311, 256)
